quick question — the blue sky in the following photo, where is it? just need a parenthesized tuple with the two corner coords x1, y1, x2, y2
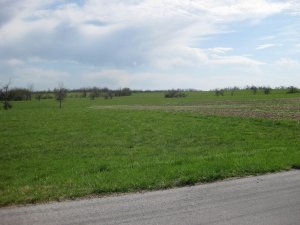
(0, 0, 299, 90)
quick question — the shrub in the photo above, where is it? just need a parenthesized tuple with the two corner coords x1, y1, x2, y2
(250, 86, 257, 95)
(4, 101, 12, 109)
(104, 91, 113, 99)
(214, 89, 224, 96)
(41, 93, 54, 99)
(35, 93, 42, 101)
(89, 93, 96, 100)
(114, 88, 132, 97)
(165, 90, 187, 98)
(263, 87, 272, 95)
(287, 86, 299, 94)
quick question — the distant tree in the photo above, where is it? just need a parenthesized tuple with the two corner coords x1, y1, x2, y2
(229, 86, 239, 96)
(214, 89, 224, 96)
(104, 91, 113, 99)
(0, 81, 12, 110)
(42, 92, 54, 99)
(35, 93, 42, 101)
(114, 88, 132, 97)
(89, 92, 96, 100)
(121, 87, 132, 96)
(9, 88, 31, 101)
(89, 87, 100, 100)
(165, 90, 187, 98)
(54, 83, 67, 109)
(263, 87, 271, 95)
(27, 83, 34, 100)
(250, 86, 257, 95)
(287, 86, 299, 94)
(80, 88, 87, 98)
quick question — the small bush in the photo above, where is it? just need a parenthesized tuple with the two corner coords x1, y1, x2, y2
(114, 88, 132, 97)
(104, 92, 113, 99)
(263, 87, 272, 95)
(4, 101, 12, 110)
(165, 90, 187, 98)
(35, 93, 42, 101)
(214, 89, 224, 96)
(287, 86, 299, 94)
(250, 86, 257, 95)
(37, 93, 54, 99)
(89, 93, 96, 100)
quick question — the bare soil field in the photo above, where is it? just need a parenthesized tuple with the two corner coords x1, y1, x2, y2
(92, 97, 300, 121)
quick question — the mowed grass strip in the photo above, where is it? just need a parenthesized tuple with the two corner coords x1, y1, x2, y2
(0, 94, 300, 206)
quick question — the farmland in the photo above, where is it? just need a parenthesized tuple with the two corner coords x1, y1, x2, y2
(0, 89, 300, 206)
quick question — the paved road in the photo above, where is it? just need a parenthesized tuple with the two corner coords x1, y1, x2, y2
(1, 170, 300, 225)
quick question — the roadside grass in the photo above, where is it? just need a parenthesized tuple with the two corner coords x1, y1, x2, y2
(0, 90, 300, 206)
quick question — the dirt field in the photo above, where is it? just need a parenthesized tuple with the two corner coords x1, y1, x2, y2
(92, 97, 300, 121)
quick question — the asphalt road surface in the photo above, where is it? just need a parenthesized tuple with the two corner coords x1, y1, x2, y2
(1, 170, 300, 225)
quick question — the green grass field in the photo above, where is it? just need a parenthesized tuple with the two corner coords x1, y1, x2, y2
(1, 90, 300, 206)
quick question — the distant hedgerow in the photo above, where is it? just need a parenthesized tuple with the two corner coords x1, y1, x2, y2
(214, 89, 224, 96)
(263, 87, 272, 95)
(165, 90, 187, 98)
(287, 86, 299, 94)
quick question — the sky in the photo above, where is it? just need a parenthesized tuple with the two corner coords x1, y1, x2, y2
(0, 0, 300, 90)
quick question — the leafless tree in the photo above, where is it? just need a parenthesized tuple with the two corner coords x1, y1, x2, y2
(0, 81, 12, 110)
(54, 83, 67, 109)
(27, 83, 34, 100)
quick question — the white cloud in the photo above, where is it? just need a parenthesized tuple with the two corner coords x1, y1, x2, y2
(85, 69, 132, 88)
(0, 0, 290, 61)
(84, 69, 178, 89)
(200, 0, 289, 22)
(0, 0, 299, 89)
(210, 55, 265, 66)
(259, 35, 275, 41)
(9, 67, 71, 90)
(256, 44, 275, 50)
(151, 46, 208, 69)
(275, 58, 300, 67)
(205, 47, 264, 66)
(4, 58, 24, 66)
(208, 47, 233, 54)
(288, 0, 300, 15)
(295, 44, 300, 52)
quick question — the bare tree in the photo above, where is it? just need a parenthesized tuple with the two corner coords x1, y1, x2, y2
(27, 83, 34, 100)
(80, 88, 87, 98)
(54, 83, 67, 109)
(35, 92, 42, 101)
(0, 81, 12, 110)
(250, 85, 257, 95)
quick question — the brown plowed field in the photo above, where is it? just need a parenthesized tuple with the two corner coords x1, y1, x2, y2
(92, 97, 300, 121)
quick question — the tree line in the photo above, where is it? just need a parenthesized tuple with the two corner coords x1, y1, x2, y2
(0, 82, 133, 110)
(212, 85, 299, 96)
(1, 81, 299, 110)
